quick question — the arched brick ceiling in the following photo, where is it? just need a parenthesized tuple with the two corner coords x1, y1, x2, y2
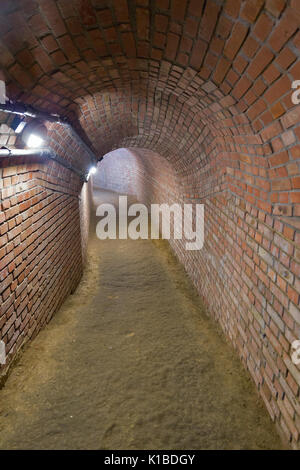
(0, 0, 299, 175)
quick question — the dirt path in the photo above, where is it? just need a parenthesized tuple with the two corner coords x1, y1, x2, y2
(0, 189, 284, 450)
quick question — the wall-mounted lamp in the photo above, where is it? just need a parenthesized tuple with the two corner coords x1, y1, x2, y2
(89, 166, 97, 175)
(0, 95, 97, 182)
(11, 116, 48, 148)
(85, 165, 97, 181)
(21, 119, 48, 148)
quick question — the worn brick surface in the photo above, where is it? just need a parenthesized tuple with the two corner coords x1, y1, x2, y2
(0, 127, 94, 373)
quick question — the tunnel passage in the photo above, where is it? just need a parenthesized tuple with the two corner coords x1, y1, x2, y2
(0, 0, 300, 448)
(0, 187, 286, 450)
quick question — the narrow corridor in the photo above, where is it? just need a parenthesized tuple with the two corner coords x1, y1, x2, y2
(0, 190, 284, 450)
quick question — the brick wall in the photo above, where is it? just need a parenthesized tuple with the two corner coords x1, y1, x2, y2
(93, 149, 140, 195)
(97, 145, 300, 449)
(0, 125, 93, 379)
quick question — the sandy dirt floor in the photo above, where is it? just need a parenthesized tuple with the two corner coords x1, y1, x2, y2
(0, 189, 285, 450)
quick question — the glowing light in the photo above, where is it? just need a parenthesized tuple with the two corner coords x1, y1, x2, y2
(89, 166, 97, 175)
(85, 166, 97, 181)
(22, 119, 47, 148)
(26, 134, 44, 148)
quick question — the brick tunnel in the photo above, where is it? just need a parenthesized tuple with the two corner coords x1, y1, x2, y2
(0, 0, 300, 451)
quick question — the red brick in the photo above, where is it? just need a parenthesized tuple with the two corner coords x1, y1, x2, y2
(233, 76, 252, 99)
(188, 0, 204, 17)
(247, 47, 274, 80)
(266, 0, 286, 17)
(282, 108, 300, 129)
(269, 9, 299, 52)
(253, 13, 274, 41)
(241, 0, 264, 23)
(113, 0, 130, 22)
(41, 34, 58, 53)
(224, 0, 242, 18)
(171, 0, 187, 22)
(136, 8, 150, 40)
(155, 14, 168, 33)
(213, 57, 231, 84)
(269, 151, 289, 167)
(165, 32, 180, 61)
(190, 38, 207, 68)
(34, 46, 55, 73)
(121, 32, 136, 58)
(199, 0, 220, 42)
(224, 22, 248, 60)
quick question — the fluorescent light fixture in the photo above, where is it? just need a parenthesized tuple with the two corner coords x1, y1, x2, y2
(15, 121, 26, 134)
(11, 115, 26, 134)
(26, 134, 44, 148)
